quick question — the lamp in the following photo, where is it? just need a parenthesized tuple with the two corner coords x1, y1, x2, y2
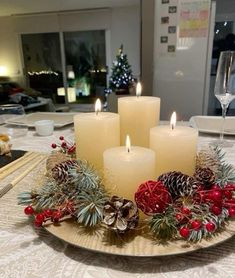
(0, 66, 8, 76)
(68, 70, 75, 79)
(57, 87, 76, 103)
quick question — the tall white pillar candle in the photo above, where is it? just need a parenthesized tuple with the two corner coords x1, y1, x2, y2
(118, 83, 160, 147)
(74, 99, 120, 170)
(103, 136, 156, 201)
(150, 112, 198, 177)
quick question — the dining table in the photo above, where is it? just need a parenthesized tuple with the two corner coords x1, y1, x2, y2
(0, 123, 235, 278)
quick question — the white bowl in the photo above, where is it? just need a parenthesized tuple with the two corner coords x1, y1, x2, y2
(35, 120, 54, 136)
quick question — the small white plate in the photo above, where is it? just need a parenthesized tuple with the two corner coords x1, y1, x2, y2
(189, 116, 235, 135)
(5, 112, 78, 128)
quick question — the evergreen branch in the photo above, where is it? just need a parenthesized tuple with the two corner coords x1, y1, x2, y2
(149, 207, 178, 240)
(69, 159, 101, 190)
(216, 163, 235, 186)
(75, 187, 109, 227)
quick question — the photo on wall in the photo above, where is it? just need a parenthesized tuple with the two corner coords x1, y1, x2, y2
(168, 26, 177, 34)
(161, 16, 169, 24)
(161, 36, 168, 43)
(169, 6, 177, 13)
(168, 45, 176, 52)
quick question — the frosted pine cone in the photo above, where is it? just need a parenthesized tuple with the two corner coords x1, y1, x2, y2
(103, 196, 139, 233)
(196, 147, 220, 175)
(194, 167, 215, 189)
(51, 160, 79, 184)
(158, 171, 199, 198)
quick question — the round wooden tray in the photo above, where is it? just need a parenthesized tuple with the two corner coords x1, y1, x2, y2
(44, 219, 235, 257)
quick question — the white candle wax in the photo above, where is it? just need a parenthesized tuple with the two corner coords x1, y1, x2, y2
(150, 125, 198, 177)
(118, 96, 160, 147)
(74, 112, 120, 170)
(103, 146, 156, 201)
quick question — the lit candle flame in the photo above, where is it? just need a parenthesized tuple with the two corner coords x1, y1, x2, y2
(95, 99, 102, 115)
(170, 112, 177, 130)
(136, 82, 142, 97)
(126, 135, 131, 153)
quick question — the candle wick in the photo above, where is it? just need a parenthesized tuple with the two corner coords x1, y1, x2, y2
(171, 124, 174, 130)
(96, 110, 99, 116)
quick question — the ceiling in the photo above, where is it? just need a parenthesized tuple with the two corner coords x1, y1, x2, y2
(0, 0, 139, 17)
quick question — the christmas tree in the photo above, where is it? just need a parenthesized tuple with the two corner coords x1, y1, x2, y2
(109, 45, 134, 91)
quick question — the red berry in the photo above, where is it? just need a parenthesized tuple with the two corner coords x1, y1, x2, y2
(209, 190, 223, 203)
(43, 209, 53, 218)
(175, 213, 183, 222)
(59, 136, 64, 140)
(51, 143, 57, 149)
(205, 222, 216, 232)
(61, 142, 67, 148)
(191, 220, 202, 230)
(24, 205, 34, 215)
(228, 207, 235, 217)
(210, 204, 222, 215)
(52, 211, 62, 222)
(223, 190, 233, 199)
(181, 207, 191, 215)
(68, 145, 76, 154)
(34, 220, 42, 227)
(179, 226, 190, 238)
(35, 213, 45, 223)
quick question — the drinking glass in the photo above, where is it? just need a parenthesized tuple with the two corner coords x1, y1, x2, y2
(214, 51, 235, 146)
(0, 104, 28, 138)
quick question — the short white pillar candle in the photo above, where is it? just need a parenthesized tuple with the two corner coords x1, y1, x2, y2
(103, 135, 156, 201)
(150, 112, 198, 177)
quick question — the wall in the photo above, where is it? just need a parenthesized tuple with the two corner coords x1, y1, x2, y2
(0, 5, 140, 86)
(141, 0, 155, 96)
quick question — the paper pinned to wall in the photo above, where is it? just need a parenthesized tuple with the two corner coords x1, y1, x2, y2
(179, 0, 210, 38)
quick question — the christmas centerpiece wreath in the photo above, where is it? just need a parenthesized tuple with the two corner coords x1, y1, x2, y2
(18, 136, 235, 255)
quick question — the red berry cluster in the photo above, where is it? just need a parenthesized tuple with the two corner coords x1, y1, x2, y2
(24, 205, 63, 227)
(197, 184, 235, 217)
(51, 136, 76, 155)
(24, 201, 75, 227)
(177, 183, 235, 239)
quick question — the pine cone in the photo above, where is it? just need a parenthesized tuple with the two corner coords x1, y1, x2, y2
(51, 160, 79, 184)
(158, 171, 199, 198)
(196, 147, 220, 175)
(46, 152, 70, 172)
(103, 196, 139, 233)
(194, 167, 215, 189)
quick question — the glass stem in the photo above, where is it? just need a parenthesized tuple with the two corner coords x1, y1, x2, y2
(220, 104, 228, 142)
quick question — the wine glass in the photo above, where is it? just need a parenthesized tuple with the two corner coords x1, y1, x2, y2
(214, 51, 235, 146)
(0, 104, 28, 138)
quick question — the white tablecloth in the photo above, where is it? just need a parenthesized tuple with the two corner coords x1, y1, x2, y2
(0, 126, 235, 278)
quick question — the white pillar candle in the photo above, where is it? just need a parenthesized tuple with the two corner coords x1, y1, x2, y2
(103, 136, 156, 201)
(74, 99, 120, 170)
(150, 112, 198, 177)
(118, 82, 161, 147)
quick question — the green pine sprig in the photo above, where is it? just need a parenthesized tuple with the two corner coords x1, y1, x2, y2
(149, 207, 178, 241)
(216, 163, 235, 186)
(69, 159, 101, 190)
(75, 186, 109, 227)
